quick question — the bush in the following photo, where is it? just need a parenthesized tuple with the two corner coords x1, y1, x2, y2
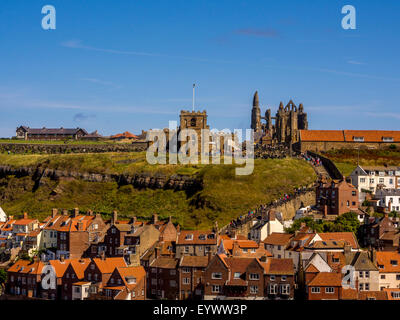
(0, 269, 6, 284)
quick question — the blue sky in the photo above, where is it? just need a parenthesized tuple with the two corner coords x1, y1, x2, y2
(1, 0, 400, 137)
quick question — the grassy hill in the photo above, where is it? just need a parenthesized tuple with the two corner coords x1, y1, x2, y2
(0, 153, 316, 229)
(322, 148, 400, 176)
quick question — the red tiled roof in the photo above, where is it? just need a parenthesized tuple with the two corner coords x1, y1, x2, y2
(318, 232, 359, 249)
(263, 233, 293, 246)
(261, 258, 294, 275)
(376, 251, 400, 273)
(177, 230, 217, 245)
(307, 272, 342, 286)
(300, 130, 400, 143)
(93, 257, 127, 274)
(8, 260, 44, 275)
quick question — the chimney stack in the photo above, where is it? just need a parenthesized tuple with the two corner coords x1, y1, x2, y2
(51, 208, 58, 218)
(232, 241, 240, 256)
(60, 254, 65, 262)
(112, 210, 118, 225)
(152, 214, 158, 224)
(87, 210, 93, 216)
(100, 251, 106, 260)
(62, 209, 68, 216)
(23, 212, 28, 219)
(8, 215, 14, 221)
(73, 208, 79, 218)
(208, 251, 212, 263)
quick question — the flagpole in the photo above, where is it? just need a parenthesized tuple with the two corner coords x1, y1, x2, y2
(192, 84, 195, 112)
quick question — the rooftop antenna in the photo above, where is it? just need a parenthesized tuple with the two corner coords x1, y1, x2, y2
(192, 83, 195, 112)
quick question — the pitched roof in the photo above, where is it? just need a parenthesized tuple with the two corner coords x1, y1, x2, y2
(7, 259, 44, 275)
(318, 232, 359, 249)
(150, 256, 179, 269)
(263, 233, 293, 246)
(345, 251, 378, 271)
(262, 258, 294, 275)
(222, 239, 259, 251)
(49, 259, 72, 278)
(177, 230, 217, 245)
(383, 288, 400, 300)
(300, 130, 345, 142)
(19, 127, 88, 135)
(300, 130, 400, 143)
(307, 272, 342, 286)
(110, 131, 138, 139)
(93, 257, 127, 274)
(115, 266, 146, 291)
(180, 256, 209, 268)
(69, 259, 91, 279)
(376, 251, 400, 273)
(359, 291, 388, 300)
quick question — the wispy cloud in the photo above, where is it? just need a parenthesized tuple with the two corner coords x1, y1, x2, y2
(80, 78, 120, 89)
(61, 40, 234, 64)
(234, 28, 279, 38)
(347, 60, 365, 65)
(365, 112, 400, 120)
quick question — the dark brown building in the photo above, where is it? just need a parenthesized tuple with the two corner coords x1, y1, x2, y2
(316, 179, 359, 216)
(178, 255, 209, 300)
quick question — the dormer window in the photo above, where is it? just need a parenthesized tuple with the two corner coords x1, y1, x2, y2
(382, 137, 394, 142)
(207, 234, 215, 239)
(391, 260, 398, 266)
(198, 234, 206, 240)
(353, 136, 364, 142)
(234, 272, 241, 279)
(185, 234, 193, 241)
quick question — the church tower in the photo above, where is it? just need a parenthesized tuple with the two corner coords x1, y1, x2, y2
(251, 91, 262, 132)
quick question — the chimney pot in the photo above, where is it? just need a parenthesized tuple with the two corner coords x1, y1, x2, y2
(73, 208, 79, 217)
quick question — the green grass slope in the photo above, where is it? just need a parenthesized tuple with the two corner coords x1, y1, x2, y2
(0, 154, 316, 229)
(322, 148, 400, 176)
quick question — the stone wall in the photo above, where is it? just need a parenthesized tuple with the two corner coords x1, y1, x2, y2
(0, 165, 202, 191)
(296, 141, 400, 153)
(0, 142, 149, 154)
(221, 190, 316, 238)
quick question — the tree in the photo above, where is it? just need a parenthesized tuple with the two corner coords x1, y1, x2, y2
(331, 212, 360, 233)
(0, 269, 6, 285)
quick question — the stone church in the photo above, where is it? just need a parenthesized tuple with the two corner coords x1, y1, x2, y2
(251, 91, 308, 145)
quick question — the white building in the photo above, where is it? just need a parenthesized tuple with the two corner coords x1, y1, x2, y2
(0, 207, 6, 222)
(349, 165, 400, 195)
(374, 189, 400, 212)
(249, 211, 284, 242)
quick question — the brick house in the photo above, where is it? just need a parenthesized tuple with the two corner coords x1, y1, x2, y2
(6, 258, 45, 298)
(263, 232, 293, 259)
(262, 258, 295, 300)
(316, 179, 359, 216)
(219, 238, 272, 258)
(376, 251, 400, 290)
(178, 255, 209, 300)
(361, 213, 399, 250)
(204, 254, 266, 300)
(84, 256, 127, 295)
(60, 258, 90, 300)
(306, 272, 344, 300)
(103, 266, 146, 300)
(176, 230, 218, 258)
(56, 210, 108, 259)
(148, 256, 179, 299)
